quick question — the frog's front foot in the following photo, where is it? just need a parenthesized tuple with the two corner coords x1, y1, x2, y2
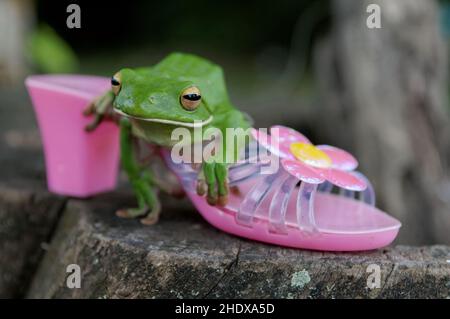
(197, 162, 228, 206)
(83, 90, 115, 132)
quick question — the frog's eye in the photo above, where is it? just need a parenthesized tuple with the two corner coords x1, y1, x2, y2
(180, 86, 201, 111)
(111, 72, 121, 95)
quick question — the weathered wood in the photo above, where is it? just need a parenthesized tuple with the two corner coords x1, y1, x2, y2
(24, 190, 450, 299)
(314, 0, 450, 244)
(0, 181, 65, 298)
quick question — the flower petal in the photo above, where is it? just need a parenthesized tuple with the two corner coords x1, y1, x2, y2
(316, 145, 358, 171)
(271, 125, 311, 145)
(251, 128, 294, 159)
(322, 168, 367, 191)
(290, 142, 332, 169)
(281, 159, 325, 184)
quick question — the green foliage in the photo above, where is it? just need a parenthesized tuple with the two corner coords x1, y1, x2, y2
(28, 24, 78, 73)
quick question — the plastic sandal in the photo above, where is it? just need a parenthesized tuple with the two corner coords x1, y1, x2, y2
(25, 75, 120, 197)
(26, 75, 401, 251)
(163, 126, 401, 251)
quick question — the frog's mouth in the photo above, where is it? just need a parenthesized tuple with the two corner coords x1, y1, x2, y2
(114, 109, 213, 128)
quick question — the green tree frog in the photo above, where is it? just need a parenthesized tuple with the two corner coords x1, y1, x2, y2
(85, 53, 250, 224)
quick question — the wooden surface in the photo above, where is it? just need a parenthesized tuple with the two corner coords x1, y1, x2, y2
(26, 192, 450, 298)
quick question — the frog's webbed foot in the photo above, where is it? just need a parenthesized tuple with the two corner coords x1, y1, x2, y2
(116, 206, 149, 219)
(115, 179, 162, 226)
(197, 162, 229, 206)
(139, 200, 162, 225)
(83, 90, 115, 132)
(115, 204, 161, 226)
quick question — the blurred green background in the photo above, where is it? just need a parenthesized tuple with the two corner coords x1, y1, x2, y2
(27, 0, 330, 116)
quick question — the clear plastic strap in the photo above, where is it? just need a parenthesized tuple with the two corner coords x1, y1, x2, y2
(318, 181, 333, 193)
(181, 176, 196, 192)
(228, 162, 263, 186)
(269, 175, 298, 234)
(339, 187, 354, 199)
(236, 170, 285, 227)
(352, 171, 375, 206)
(296, 182, 318, 232)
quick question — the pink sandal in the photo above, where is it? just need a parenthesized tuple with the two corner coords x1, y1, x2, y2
(25, 75, 120, 197)
(164, 126, 401, 251)
(26, 75, 401, 252)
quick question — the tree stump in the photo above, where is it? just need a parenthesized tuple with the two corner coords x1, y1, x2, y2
(24, 191, 450, 299)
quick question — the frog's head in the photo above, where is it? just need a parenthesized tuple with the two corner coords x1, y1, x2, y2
(111, 68, 213, 128)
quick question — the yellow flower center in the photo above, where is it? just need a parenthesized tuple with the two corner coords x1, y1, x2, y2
(290, 142, 332, 168)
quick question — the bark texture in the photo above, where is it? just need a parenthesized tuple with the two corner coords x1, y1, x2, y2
(0, 182, 64, 298)
(25, 192, 450, 299)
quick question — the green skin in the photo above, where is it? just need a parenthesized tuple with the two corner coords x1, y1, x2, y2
(85, 53, 250, 224)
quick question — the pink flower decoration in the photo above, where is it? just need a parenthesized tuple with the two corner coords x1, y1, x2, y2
(251, 126, 366, 191)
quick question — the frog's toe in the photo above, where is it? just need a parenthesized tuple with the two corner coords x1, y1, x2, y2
(206, 193, 218, 206)
(217, 195, 228, 207)
(215, 164, 229, 206)
(206, 182, 218, 205)
(85, 113, 105, 132)
(83, 103, 95, 116)
(140, 214, 159, 225)
(115, 209, 129, 218)
(196, 179, 207, 196)
(140, 201, 161, 225)
(203, 162, 218, 205)
(115, 207, 149, 219)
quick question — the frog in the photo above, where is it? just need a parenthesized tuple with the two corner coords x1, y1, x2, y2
(84, 52, 251, 225)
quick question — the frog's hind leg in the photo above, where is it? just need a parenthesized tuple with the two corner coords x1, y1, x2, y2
(116, 118, 161, 225)
(139, 192, 161, 225)
(139, 170, 161, 225)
